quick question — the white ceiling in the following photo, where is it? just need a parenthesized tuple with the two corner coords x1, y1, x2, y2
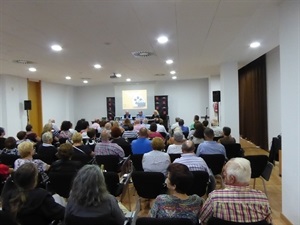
(0, 0, 283, 86)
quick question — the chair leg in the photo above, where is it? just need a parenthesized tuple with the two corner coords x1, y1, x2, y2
(261, 177, 268, 197)
(253, 178, 256, 189)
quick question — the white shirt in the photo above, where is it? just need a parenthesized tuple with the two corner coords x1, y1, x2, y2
(167, 144, 183, 154)
(156, 124, 168, 134)
(142, 150, 171, 176)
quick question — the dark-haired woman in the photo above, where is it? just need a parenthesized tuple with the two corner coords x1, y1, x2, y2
(2, 163, 65, 225)
(150, 163, 203, 224)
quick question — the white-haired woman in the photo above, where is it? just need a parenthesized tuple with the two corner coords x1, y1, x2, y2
(65, 165, 125, 225)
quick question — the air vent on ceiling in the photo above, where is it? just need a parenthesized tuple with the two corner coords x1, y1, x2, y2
(154, 73, 165, 77)
(132, 51, 153, 57)
(13, 59, 35, 64)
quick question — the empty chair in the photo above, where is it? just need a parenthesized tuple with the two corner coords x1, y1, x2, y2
(95, 155, 120, 172)
(131, 154, 144, 171)
(223, 143, 244, 159)
(103, 171, 124, 197)
(168, 153, 181, 162)
(245, 155, 271, 196)
(200, 154, 226, 186)
(207, 217, 271, 225)
(186, 171, 209, 197)
(136, 217, 194, 225)
(132, 171, 166, 200)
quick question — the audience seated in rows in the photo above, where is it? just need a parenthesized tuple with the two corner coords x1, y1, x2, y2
(142, 137, 171, 176)
(196, 128, 227, 159)
(200, 157, 272, 224)
(167, 132, 184, 154)
(2, 163, 65, 225)
(150, 163, 203, 225)
(131, 128, 152, 154)
(218, 126, 236, 145)
(94, 130, 124, 161)
(65, 165, 125, 225)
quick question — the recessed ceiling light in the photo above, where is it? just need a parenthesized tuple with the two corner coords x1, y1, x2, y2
(28, 67, 37, 72)
(170, 70, 176, 75)
(94, 64, 101, 69)
(83, 80, 88, 84)
(250, 42, 261, 48)
(157, 36, 168, 44)
(172, 76, 177, 80)
(116, 73, 122, 78)
(126, 78, 131, 82)
(65, 76, 71, 80)
(166, 59, 173, 64)
(51, 44, 62, 51)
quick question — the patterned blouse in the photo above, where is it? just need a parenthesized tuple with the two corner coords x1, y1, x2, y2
(150, 194, 203, 224)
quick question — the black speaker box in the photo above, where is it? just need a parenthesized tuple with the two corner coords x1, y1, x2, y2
(213, 91, 221, 102)
(24, 100, 32, 110)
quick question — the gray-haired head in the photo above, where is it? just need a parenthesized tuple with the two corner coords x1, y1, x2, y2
(69, 165, 109, 207)
(42, 131, 53, 144)
(225, 157, 251, 184)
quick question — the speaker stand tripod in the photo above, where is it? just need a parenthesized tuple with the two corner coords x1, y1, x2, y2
(26, 110, 29, 124)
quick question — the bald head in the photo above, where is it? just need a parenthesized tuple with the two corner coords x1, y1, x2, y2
(181, 140, 195, 153)
(139, 127, 148, 137)
(101, 130, 111, 141)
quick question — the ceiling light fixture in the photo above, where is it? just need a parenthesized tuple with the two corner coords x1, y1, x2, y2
(28, 67, 37, 72)
(166, 59, 173, 64)
(157, 36, 168, 44)
(170, 70, 176, 75)
(83, 80, 88, 84)
(65, 76, 71, 80)
(94, 64, 101, 69)
(51, 44, 62, 51)
(126, 78, 131, 82)
(250, 42, 261, 48)
(115, 73, 122, 78)
(132, 51, 153, 57)
(172, 76, 177, 80)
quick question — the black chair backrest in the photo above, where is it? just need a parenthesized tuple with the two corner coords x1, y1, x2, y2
(0, 210, 18, 225)
(136, 217, 194, 225)
(59, 138, 69, 145)
(65, 214, 119, 225)
(199, 154, 226, 175)
(223, 143, 243, 159)
(132, 171, 166, 199)
(0, 154, 19, 167)
(213, 136, 223, 142)
(169, 154, 181, 162)
(245, 155, 269, 179)
(186, 171, 209, 197)
(95, 155, 120, 172)
(48, 170, 77, 198)
(159, 132, 167, 139)
(127, 138, 137, 143)
(131, 154, 144, 171)
(194, 144, 199, 153)
(103, 171, 124, 197)
(207, 217, 270, 225)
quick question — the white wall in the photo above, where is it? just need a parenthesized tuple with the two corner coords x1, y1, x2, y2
(208, 75, 221, 122)
(266, 46, 281, 148)
(74, 79, 209, 127)
(279, 1, 300, 224)
(0, 75, 28, 137)
(41, 82, 76, 128)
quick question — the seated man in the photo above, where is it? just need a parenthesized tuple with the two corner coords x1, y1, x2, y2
(123, 111, 131, 120)
(131, 127, 152, 154)
(200, 157, 272, 224)
(196, 128, 227, 159)
(94, 130, 125, 161)
(218, 126, 236, 145)
(210, 119, 223, 138)
(136, 111, 145, 120)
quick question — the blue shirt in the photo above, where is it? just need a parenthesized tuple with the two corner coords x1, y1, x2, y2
(131, 138, 152, 154)
(196, 141, 227, 158)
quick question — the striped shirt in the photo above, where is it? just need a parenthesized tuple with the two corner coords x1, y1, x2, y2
(173, 153, 210, 174)
(94, 141, 125, 160)
(200, 185, 272, 224)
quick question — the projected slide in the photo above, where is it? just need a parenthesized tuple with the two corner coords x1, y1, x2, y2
(122, 90, 147, 109)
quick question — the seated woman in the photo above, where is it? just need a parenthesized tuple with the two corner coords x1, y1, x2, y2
(150, 163, 203, 224)
(72, 132, 94, 164)
(167, 132, 185, 154)
(110, 127, 132, 156)
(1, 137, 19, 155)
(59, 120, 73, 140)
(2, 163, 65, 225)
(151, 110, 160, 122)
(142, 137, 170, 176)
(65, 164, 125, 225)
(148, 123, 164, 140)
(36, 132, 58, 165)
